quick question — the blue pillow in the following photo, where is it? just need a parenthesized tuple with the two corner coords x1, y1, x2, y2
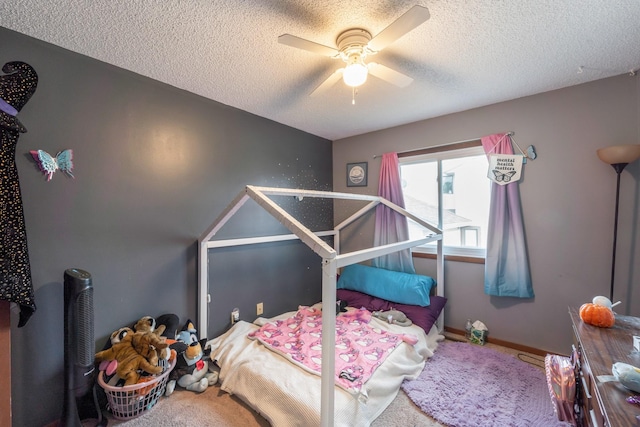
(337, 264, 435, 307)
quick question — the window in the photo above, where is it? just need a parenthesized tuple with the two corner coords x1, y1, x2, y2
(399, 143, 490, 258)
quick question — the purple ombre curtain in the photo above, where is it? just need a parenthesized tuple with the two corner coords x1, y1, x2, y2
(372, 152, 416, 273)
(481, 133, 534, 298)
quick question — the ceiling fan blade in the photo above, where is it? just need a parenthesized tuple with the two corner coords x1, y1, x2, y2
(310, 69, 344, 97)
(278, 34, 339, 57)
(368, 5, 430, 52)
(368, 63, 413, 87)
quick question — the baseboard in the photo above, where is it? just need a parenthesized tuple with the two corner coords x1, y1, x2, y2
(444, 326, 556, 357)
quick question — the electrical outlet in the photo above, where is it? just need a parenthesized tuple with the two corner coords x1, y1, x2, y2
(256, 302, 264, 316)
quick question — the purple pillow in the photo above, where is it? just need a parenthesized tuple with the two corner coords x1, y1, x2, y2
(336, 289, 447, 332)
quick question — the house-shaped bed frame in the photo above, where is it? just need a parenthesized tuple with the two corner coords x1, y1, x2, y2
(198, 185, 444, 427)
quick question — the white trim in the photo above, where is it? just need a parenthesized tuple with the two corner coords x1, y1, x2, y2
(198, 185, 443, 427)
(399, 145, 485, 163)
(412, 244, 486, 258)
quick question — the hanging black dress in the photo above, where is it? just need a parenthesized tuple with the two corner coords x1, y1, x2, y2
(0, 61, 38, 327)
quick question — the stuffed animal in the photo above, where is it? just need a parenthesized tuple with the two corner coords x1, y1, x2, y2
(96, 327, 132, 386)
(155, 313, 180, 339)
(372, 309, 413, 327)
(95, 331, 164, 386)
(165, 320, 218, 395)
(98, 326, 172, 387)
(109, 326, 134, 345)
(130, 329, 169, 367)
(336, 300, 348, 315)
(133, 315, 167, 337)
(131, 314, 181, 367)
(107, 323, 169, 367)
(613, 362, 640, 393)
(131, 314, 180, 339)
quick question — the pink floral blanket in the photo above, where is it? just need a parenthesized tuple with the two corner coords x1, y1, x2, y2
(248, 306, 418, 394)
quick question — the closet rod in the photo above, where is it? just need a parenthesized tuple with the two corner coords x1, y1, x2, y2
(372, 131, 514, 159)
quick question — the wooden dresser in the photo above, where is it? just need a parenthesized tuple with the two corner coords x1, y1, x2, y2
(569, 307, 640, 426)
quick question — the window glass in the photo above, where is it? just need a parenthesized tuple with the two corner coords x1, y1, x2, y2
(400, 146, 490, 257)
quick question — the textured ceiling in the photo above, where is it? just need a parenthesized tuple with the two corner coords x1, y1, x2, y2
(2, 1, 639, 140)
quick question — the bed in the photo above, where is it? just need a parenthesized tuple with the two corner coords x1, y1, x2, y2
(198, 186, 444, 427)
(207, 296, 445, 426)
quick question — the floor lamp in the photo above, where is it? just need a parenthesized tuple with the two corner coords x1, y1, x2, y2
(596, 144, 640, 302)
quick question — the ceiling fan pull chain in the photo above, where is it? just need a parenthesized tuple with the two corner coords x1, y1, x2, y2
(352, 87, 357, 105)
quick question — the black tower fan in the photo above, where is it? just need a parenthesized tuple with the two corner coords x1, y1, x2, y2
(61, 268, 97, 427)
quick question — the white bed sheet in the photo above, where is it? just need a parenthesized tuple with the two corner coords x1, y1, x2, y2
(206, 307, 443, 427)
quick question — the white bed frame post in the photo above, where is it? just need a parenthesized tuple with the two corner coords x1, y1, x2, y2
(320, 258, 337, 427)
(198, 186, 444, 427)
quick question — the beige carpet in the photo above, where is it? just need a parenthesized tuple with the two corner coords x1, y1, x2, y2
(83, 334, 546, 427)
(84, 383, 442, 427)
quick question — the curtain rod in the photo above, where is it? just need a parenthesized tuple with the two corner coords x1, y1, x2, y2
(372, 132, 514, 159)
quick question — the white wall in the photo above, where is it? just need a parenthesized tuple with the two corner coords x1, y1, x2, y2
(333, 74, 640, 354)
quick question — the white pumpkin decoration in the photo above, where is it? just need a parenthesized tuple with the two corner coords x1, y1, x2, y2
(592, 296, 612, 308)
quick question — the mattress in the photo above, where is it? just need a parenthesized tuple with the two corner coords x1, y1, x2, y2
(206, 306, 443, 427)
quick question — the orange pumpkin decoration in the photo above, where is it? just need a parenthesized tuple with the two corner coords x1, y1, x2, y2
(579, 303, 615, 328)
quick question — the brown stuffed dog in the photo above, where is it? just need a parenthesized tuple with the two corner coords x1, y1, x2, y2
(133, 315, 167, 337)
(132, 316, 171, 365)
(131, 329, 169, 367)
(95, 331, 166, 386)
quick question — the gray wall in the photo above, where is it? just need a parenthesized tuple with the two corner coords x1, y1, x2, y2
(1, 27, 332, 427)
(333, 74, 640, 355)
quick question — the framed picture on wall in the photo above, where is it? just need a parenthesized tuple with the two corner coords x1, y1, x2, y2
(346, 162, 368, 187)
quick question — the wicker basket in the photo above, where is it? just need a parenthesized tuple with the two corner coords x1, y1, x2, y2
(97, 357, 176, 420)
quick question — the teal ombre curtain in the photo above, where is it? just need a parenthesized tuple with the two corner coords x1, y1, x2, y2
(481, 134, 534, 298)
(372, 152, 415, 273)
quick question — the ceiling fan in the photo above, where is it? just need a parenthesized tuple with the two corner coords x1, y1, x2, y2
(278, 5, 430, 98)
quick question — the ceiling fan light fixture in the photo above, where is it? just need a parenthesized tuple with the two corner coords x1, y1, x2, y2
(278, 6, 431, 97)
(343, 54, 368, 87)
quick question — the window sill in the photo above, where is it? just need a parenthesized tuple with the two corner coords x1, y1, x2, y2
(412, 251, 485, 264)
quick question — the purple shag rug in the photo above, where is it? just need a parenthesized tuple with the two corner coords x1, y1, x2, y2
(402, 341, 572, 427)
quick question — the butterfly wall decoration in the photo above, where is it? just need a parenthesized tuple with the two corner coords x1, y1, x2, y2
(526, 145, 537, 160)
(492, 170, 517, 183)
(30, 149, 74, 181)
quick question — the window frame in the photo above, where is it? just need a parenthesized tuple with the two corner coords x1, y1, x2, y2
(398, 140, 488, 261)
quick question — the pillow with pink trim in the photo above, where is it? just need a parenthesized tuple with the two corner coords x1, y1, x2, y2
(336, 289, 446, 333)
